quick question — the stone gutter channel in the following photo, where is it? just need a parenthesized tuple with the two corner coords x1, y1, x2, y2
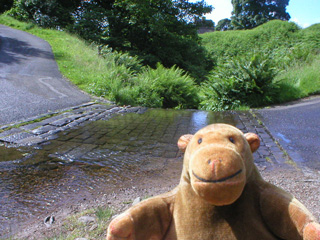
(0, 103, 290, 169)
(0, 102, 147, 147)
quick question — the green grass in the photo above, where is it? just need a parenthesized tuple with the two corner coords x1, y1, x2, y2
(275, 54, 320, 102)
(0, 15, 109, 92)
(46, 207, 113, 240)
(0, 112, 59, 134)
(1, 14, 320, 110)
(0, 14, 199, 109)
(201, 20, 320, 108)
(201, 20, 301, 63)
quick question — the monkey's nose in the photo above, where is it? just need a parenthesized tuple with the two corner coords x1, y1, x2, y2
(207, 158, 223, 173)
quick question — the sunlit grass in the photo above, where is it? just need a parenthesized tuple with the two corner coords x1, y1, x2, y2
(1, 14, 319, 109)
(276, 55, 320, 102)
(0, 15, 199, 109)
(201, 20, 320, 107)
(0, 15, 112, 92)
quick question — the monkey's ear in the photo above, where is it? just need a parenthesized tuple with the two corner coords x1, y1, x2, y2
(177, 134, 193, 152)
(244, 133, 260, 153)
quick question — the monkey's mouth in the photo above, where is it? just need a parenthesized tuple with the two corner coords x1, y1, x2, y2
(192, 169, 242, 183)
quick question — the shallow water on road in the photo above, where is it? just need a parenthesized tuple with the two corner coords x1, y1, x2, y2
(0, 109, 243, 236)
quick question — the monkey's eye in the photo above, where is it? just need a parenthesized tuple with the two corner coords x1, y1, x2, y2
(198, 138, 202, 144)
(229, 137, 235, 144)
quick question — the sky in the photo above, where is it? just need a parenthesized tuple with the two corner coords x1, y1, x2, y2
(196, 0, 320, 28)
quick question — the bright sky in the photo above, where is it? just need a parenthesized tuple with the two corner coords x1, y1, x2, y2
(196, 0, 320, 28)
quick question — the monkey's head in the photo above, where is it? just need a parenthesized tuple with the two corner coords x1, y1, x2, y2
(178, 124, 260, 206)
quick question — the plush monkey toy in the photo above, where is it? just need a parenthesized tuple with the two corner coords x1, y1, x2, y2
(107, 124, 320, 240)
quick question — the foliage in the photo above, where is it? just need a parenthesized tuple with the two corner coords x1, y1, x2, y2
(1, 15, 319, 111)
(299, 24, 320, 52)
(0, 0, 13, 13)
(99, 45, 144, 74)
(201, 20, 301, 65)
(71, 1, 109, 44)
(195, 17, 215, 28)
(7, 0, 214, 82)
(216, 18, 232, 31)
(275, 54, 320, 103)
(201, 21, 320, 109)
(231, 0, 290, 29)
(133, 64, 200, 109)
(0, 15, 200, 109)
(8, 0, 80, 28)
(200, 53, 280, 111)
(105, 0, 214, 82)
(0, 13, 36, 30)
(91, 64, 200, 109)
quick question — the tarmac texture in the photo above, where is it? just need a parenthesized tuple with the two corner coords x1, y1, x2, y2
(0, 24, 91, 125)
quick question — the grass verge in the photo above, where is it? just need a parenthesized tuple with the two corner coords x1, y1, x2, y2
(0, 15, 108, 92)
(0, 15, 199, 109)
(1, 15, 319, 110)
(275, 54, 320, 103)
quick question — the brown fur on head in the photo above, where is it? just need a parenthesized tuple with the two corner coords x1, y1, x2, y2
(178, 124, 260, 206)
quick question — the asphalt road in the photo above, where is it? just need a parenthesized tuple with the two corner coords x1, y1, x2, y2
(257, 96, 320, 170)
(0, 24, 91, 125)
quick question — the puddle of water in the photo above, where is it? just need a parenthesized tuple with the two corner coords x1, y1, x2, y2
(0, 109, 242, 236)
(0, 145, 24, 162)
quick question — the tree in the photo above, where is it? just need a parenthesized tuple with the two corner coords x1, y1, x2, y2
(0, 0, 14, 13)
(8, 0, 214, 82)
(195, 17, 215, 29)
(9, 0, 81, 28)
(231, 0, 290, 30)
(216, 18, 232, 31)
(72, 1, 109, 44)
(104, 0, 214, 82)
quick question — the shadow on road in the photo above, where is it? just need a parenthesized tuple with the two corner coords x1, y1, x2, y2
(0, 36, 53, 65)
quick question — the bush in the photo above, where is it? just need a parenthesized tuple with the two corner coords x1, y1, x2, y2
(99, 46, 144, 74)
(8, 0, 79, 28)
(88, 63, 134, 99)
(140, 64, 199, 108)
(200, 53, 279, 111)
(114, 64, 200, 109)
(88, 59, 199, 109)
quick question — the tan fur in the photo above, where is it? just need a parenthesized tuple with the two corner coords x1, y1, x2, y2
(107, 124, 320, 240)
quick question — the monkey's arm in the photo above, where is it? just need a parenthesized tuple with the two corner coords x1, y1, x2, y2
(260, 183, 320, 240)
(107, 190, 175, 240)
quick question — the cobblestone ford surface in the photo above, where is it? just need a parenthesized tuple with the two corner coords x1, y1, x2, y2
(0, 103, 293, 237)
(0, 102, 288, 168)
(0, 102, 144, 144)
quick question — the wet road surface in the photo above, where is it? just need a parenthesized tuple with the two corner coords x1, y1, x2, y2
(257, 95, 320, 170)
(0, 108, 279, 237)
(0, 24, 91, 125)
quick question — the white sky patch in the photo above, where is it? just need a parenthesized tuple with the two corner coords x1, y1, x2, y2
(191, 0, 320, 27)
(188, 0, 232, 24)
(291, 17, 311, 28)
(302, 23, 311, 28)
(204, 0, 233, 24)
(314, 18, 320, 26)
